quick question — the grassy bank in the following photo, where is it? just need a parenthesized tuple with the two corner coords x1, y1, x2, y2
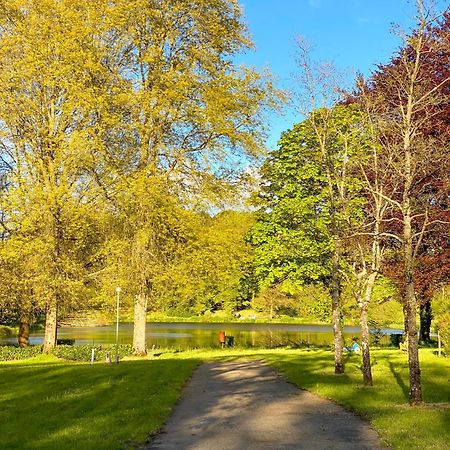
(60, 308, 405, 327)
(0, 348, 448, 449)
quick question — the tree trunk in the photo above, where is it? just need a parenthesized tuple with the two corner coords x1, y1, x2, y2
(331, 246, 344, 374)
(404, 215, 423, 405)
(43, 300, 58, 353)
(419, 301, 432, 342)
(133, 293, 147, 355)
(359, 272, 376, 386)
(18, 314, 30, 348)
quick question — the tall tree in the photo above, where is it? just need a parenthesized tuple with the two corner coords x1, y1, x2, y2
(358, 0, 450, 404)
(94, 0, 279, 354)
(0, 0, 113, 351)
(291, 41, 358, 374)
(249, 104, 366, 374)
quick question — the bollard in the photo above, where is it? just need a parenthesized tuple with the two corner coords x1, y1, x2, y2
(91, 348, 96, 363)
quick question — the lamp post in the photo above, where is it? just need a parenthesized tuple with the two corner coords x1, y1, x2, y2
(115, 286, 121, 364)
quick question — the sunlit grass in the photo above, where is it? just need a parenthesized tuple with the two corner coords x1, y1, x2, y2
(0, 348, 448, 449)
(154, 347, 450, 449)
(263, 348, 450, 450)
(0, 354, 200, 449)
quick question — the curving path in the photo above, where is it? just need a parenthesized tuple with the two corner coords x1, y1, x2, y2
(146, 360, 386, 450)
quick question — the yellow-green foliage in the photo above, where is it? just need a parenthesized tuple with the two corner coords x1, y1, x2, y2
(0, 0, 280, 328)
(0, 0, 114, 321)
(433, 287, 450, 351)
(341, 276, 403, 326)
(154, 211, 256, 314)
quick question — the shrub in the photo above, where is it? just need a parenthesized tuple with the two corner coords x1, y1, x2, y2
(0, 345, 42, 361)
(51, 344, 133, 362)
(56, 338, 75, 346)
(0, 326, 16, 338)
(390, 333, 403, 347)
(437, 312, 450, 355)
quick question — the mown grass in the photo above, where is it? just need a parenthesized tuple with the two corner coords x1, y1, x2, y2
(0, 354, 200, 449)
(264, 348, 450, 450)
(159, 347, 449, 449)
(0, 348, 448, 449)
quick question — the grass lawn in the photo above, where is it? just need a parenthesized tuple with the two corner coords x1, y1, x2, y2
(0, 348, 448, 449)
(0, 354, 200, 449)
(263, 348, 450, 450)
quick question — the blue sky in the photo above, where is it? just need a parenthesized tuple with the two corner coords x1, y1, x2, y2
(237, 0, 448, 148)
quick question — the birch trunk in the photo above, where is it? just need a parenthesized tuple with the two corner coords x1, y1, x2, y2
(404, 212, 423, 404)
(359, 272, 376, 386)
(331, 244, 344, 374)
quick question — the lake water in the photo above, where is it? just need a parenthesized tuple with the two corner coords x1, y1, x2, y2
(0, 322, 403, 348)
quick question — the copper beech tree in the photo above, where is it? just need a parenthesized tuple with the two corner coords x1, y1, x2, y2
(357, 1, 450, 404)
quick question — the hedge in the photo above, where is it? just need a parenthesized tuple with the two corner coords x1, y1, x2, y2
(0, 344, 134, 362)
(0, 345, 42, 361)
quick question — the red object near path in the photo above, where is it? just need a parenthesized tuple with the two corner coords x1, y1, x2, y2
(219, 331, 226, 346)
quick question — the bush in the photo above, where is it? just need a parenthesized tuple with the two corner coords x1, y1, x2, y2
(437, 312, 450, 355)
(51, 344, 134, 362)
(0, 325, 16, 338)
(0, 344, 135, 362)
(0, 345, 42, 361)
(390, 333, 403, 347)
(56, 338, 75, 345)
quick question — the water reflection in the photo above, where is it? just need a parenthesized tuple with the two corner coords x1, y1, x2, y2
(0, 322, 404, 348)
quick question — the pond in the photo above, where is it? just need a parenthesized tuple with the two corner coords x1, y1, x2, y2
(0, 322, 403, 349)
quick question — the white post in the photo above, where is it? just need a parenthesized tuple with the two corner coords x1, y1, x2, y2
(438, 329, 441, 358)
(115, 287, 121, 364)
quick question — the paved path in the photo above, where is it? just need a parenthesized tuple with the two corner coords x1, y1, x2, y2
(146, 360, 385, 450)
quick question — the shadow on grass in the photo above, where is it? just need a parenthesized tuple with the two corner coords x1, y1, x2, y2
(388, 360, 409, 400)
(1, 348, 448, 450)
(0, 357, 201, 450)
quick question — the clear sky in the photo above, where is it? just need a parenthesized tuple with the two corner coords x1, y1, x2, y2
(237, 0, 448, 148)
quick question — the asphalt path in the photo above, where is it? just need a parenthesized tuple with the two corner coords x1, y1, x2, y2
(146, 360, 386, 450)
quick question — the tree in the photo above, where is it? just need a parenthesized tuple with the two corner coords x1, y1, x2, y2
(362, 9, 450, 345)
(357, 0, 450, 404)
(92, 0, 279, 354)
(152, 210, 255, 316)
(249, 104, 366, 374)
(0, 0, 114, 351)
(290, 41, 357, 374)
(344, 89, 393, 386)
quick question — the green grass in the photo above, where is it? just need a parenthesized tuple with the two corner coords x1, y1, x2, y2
(264, 348, 450, 450)
(158, 347, 449, 449)
(0, 354, 200, 449)
(0, 348, 448, 449)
